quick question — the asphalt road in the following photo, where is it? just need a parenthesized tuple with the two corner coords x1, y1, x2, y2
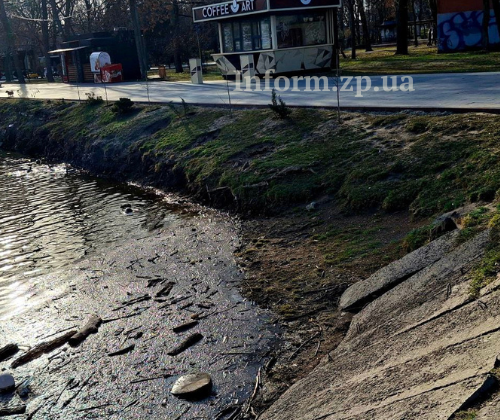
(2, 71, 499, 110)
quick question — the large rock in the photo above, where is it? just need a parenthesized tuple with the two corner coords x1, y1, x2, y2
(261, 230, 496, 420)
(339, 230, 460, 312)
(171, 373, 212, 399)
(0, 374, 15, 393)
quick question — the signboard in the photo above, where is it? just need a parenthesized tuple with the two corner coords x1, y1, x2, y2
(193, 0, 268, 23)
(270, 0, 342, 10)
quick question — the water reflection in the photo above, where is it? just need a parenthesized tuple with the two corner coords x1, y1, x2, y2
(0, 152, 182, 316)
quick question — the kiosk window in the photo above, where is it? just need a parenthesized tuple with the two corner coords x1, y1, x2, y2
(276, 12, 327, 49)
(222, 17, 272, 53)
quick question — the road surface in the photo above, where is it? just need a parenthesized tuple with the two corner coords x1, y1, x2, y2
(2, 71, 499, 110)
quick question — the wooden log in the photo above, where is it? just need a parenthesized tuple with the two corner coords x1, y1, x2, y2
(167, 333, 203, 356)
(0, 343, 19, 362)
(173, 321, 198, 333)
(68, 315, 102, 346)
(11, 331, 77, 368)
(108, 344, 135, 357)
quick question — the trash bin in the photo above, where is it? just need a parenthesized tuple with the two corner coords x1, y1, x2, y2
(158, 66, 167, 80)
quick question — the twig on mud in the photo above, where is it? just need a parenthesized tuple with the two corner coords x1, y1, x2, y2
(245, 367, 262, 414)
(37, 325, 78, 341)
(130, 373, 172, 384)
(288, 331, 321, 361)
(108, 344, 135, 357)
(77, 403, 112, 412)
(62, 375, 91, 409)
(102, 311, 144, 324)
(173, 406, 190, 420)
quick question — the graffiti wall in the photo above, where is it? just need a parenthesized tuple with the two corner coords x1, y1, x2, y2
(438, 9, 500, 52)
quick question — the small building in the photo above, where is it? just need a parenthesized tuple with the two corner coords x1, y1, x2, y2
(438, 0, 500, 52)
(379, 21, 397, 43)
(193, 0, 342, 76)
(48, 30, 141, 83)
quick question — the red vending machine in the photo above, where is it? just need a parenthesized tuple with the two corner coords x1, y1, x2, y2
(101, 64, 123, 83)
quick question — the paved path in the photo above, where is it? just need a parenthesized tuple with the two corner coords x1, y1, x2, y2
(2, 71, 499, 110)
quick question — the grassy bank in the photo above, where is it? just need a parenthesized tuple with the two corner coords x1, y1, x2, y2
(339, 45, 500, 75)
(2, 100, 500, 218)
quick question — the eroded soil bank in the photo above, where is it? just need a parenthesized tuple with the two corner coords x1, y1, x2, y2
(2, 100, 500, 417)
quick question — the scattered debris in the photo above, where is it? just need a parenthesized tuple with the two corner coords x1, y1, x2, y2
(108, 344, 135, 357)
(69, 315, 102, 346)
(173, 321, 199, 333)
(156, 282, 176, 298)
(130, 373, 171, 384)
(171, 373, 212, 399)
(11, 331, 77, 368)
(167, 333, 204, 356)
(0, 344, 19, 362)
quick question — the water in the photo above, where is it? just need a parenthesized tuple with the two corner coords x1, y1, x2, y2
(0, 151, 183, 317)
(0, 151, 276, 419)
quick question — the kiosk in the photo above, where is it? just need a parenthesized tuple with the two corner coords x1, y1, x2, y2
(193, 0, 341, 76)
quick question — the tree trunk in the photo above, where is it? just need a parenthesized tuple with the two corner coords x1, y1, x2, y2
(48, 0, 64, 37)
(0, 0, 25, 83)
(41, 0, 55, 82)
(492, 0, 500, 47)
(396, 0, 409, 55)
(171, 0, 183, 73)
(482, 0, 490, 51)
(357, 0, 372, 51)
(412, 0, 419, 46)
(348, 0, 356, 59)
(129, 0, 148, 79)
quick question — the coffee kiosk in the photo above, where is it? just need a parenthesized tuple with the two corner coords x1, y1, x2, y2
(193, 0, 341, 76)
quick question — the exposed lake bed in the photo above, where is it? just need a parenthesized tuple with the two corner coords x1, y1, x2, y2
(0, 153, 277, 419)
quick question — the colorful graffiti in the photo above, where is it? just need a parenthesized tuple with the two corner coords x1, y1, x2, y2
(438, 10, 500, 52)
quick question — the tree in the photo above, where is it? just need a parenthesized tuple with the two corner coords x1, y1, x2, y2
(492, 0, 500, 48)
(357, 0, 373, 51)
(347, 0, 357, 59)
(482, 0, 490, 51)
(0, 0, 25, 83)
(41, 0, 54, 82)
(129, 0, 148, 79)
(396, 0, 409, 55)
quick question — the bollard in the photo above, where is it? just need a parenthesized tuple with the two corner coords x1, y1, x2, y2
(189, 58, 203, 84)
(240, 55, 256, 81)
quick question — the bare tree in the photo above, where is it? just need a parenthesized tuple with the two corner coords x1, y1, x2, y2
(0, 0, 25, 83)
(396, 0, 409, 54)
(482, 0, 490, 51)
(41, 0, 54, 82)
(357, 0, 373, 51)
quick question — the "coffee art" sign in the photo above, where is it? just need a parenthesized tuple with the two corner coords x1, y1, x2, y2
(193, 0, 268, 23)
(192, 0, 342, 23)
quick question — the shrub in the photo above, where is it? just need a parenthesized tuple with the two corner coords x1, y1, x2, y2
(269, 89, 292, 120)
(85, 92, 104, 105)
(112, 98, 134, 114)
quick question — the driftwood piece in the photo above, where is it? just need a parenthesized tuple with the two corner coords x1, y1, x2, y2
(11, 331, 77, 368)
(167, 333, 203, 356)
(108, 344, 135, 357)
(69, 315, 103, 346)
(156, 282, 176, 298)
(173, 321, 199, 333)
(0, 344, 19, 362)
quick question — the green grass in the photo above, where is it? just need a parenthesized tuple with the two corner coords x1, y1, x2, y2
(2, 101, 500, 221)
(337, 45, 500, 76)
(453, 410, 477, 420)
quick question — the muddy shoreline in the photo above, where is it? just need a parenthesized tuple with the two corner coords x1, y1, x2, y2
(0, 154, 280, 419)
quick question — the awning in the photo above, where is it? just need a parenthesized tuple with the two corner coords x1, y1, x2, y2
(47, 46, 87, 54)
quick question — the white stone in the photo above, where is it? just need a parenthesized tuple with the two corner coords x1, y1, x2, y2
(171, 373, 212, 397)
